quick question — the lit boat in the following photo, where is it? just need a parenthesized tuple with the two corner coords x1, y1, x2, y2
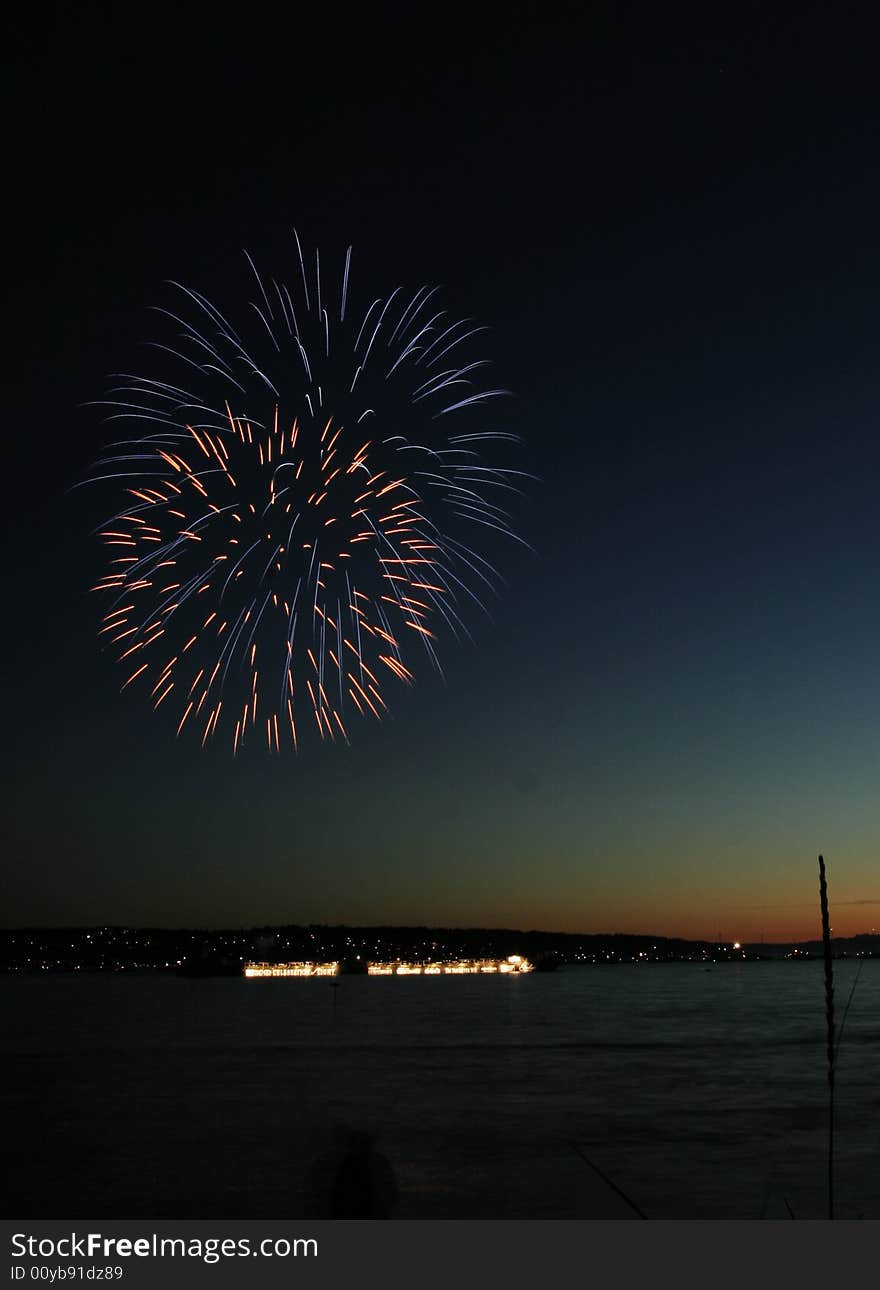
(244, 953, 534, 978)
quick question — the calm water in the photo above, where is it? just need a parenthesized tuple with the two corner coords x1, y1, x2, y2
(3, 963, 878, 1219)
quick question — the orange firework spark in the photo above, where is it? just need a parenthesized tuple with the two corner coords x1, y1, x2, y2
(85, 238, 528, 752)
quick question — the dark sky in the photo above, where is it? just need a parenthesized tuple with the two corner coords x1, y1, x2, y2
(4, 1, 880, 938)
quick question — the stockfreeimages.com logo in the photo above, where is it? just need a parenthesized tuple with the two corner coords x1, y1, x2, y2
(11, 1232, 317, 1265)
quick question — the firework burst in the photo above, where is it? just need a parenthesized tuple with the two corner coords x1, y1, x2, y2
(87, 236, 526, 752)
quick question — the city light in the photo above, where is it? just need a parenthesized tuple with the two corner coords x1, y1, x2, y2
(243, 956, 534, 978)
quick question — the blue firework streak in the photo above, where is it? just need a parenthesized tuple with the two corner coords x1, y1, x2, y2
(87, 237, 527, 752)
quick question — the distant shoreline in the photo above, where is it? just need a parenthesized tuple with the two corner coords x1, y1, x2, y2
(1, 925, 876, 974)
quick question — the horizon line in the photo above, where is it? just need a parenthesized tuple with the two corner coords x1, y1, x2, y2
(2, 922, 878, 946)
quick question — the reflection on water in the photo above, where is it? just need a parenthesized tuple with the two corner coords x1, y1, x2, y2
(3, 963, 878, 1218)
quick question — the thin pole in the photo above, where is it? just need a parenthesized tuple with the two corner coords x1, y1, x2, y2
(818, 854, 835, 1220)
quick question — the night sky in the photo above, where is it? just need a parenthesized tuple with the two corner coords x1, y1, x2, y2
(5, 2, 880, 939)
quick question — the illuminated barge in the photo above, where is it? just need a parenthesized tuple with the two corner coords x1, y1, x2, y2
(244, 955, 533, 978)
(244, 961, 339, 977)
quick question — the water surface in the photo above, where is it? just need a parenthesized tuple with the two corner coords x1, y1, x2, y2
(4, 962, 877, 1218)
